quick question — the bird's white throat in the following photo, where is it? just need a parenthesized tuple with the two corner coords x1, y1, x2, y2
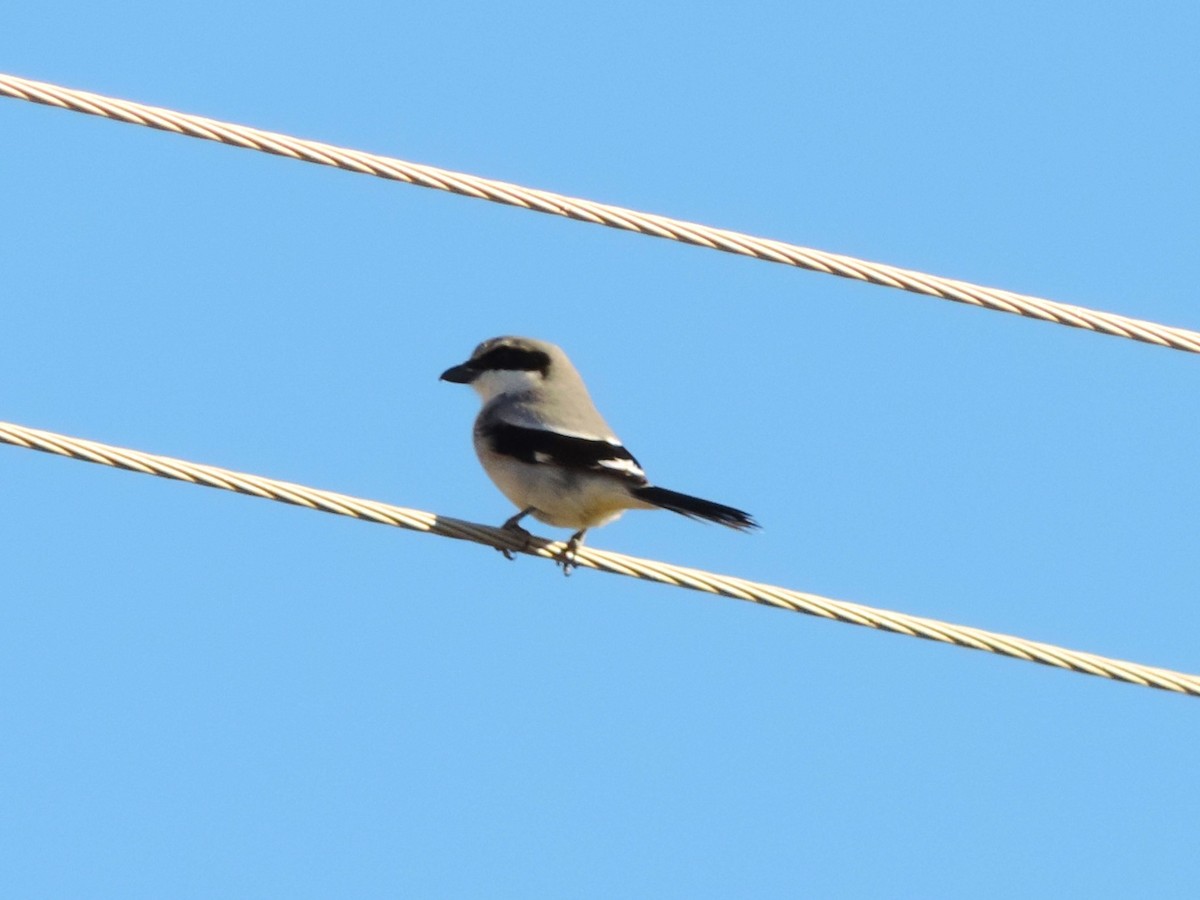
(470, 368, 543, 404)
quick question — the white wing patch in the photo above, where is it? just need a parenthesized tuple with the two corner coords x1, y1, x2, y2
(597, 455, 645, 478)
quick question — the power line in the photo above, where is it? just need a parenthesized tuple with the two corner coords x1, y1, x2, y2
(3, 72, 1198, 354)
(1, 418, 1195, 697)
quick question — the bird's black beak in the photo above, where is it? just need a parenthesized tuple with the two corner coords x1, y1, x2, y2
(439, 362, 476, 384)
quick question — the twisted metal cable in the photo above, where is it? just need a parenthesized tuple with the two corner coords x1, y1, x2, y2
(1, 419, 1195, 696)
(3, 73, 1199, 355)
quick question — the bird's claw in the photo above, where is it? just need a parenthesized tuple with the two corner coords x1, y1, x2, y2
(557, 532, 585, 576)
(497, 521, 532, 560)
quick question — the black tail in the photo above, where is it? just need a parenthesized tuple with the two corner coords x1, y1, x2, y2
(634, 486, 759, 531)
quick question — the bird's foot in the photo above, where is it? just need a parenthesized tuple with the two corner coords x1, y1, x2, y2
(496, 507, 536, 560)
(498, 521, 533, 560)
(557, 530, 587, 576)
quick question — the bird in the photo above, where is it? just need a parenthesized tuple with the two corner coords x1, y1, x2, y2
(440, 335, 758, 570)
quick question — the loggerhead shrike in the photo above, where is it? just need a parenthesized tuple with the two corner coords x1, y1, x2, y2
(441, 336, 758, 568)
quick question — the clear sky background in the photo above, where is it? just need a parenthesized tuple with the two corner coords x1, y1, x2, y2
(2, 2, 1198, 897)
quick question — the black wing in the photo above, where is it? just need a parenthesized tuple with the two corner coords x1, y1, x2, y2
(483, 421, 647, 484)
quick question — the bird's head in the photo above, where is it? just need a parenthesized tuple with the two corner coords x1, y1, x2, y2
(440, 336, 560, 402)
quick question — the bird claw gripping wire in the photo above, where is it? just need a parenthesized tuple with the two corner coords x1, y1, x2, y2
(494, 520, 580, 577)
(497, 511, 534, 561)
(556, 529, 587, 576)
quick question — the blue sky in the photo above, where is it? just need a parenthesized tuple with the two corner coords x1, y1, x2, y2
(3, 2, 1199, 896)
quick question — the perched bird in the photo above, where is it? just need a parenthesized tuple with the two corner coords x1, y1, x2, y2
(440, 336, 758, 569)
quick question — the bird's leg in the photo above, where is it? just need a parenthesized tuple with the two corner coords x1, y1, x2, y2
(497, 507, 536, 560)
(502, 507, 534, 530)
(559, 529, 588, 575)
